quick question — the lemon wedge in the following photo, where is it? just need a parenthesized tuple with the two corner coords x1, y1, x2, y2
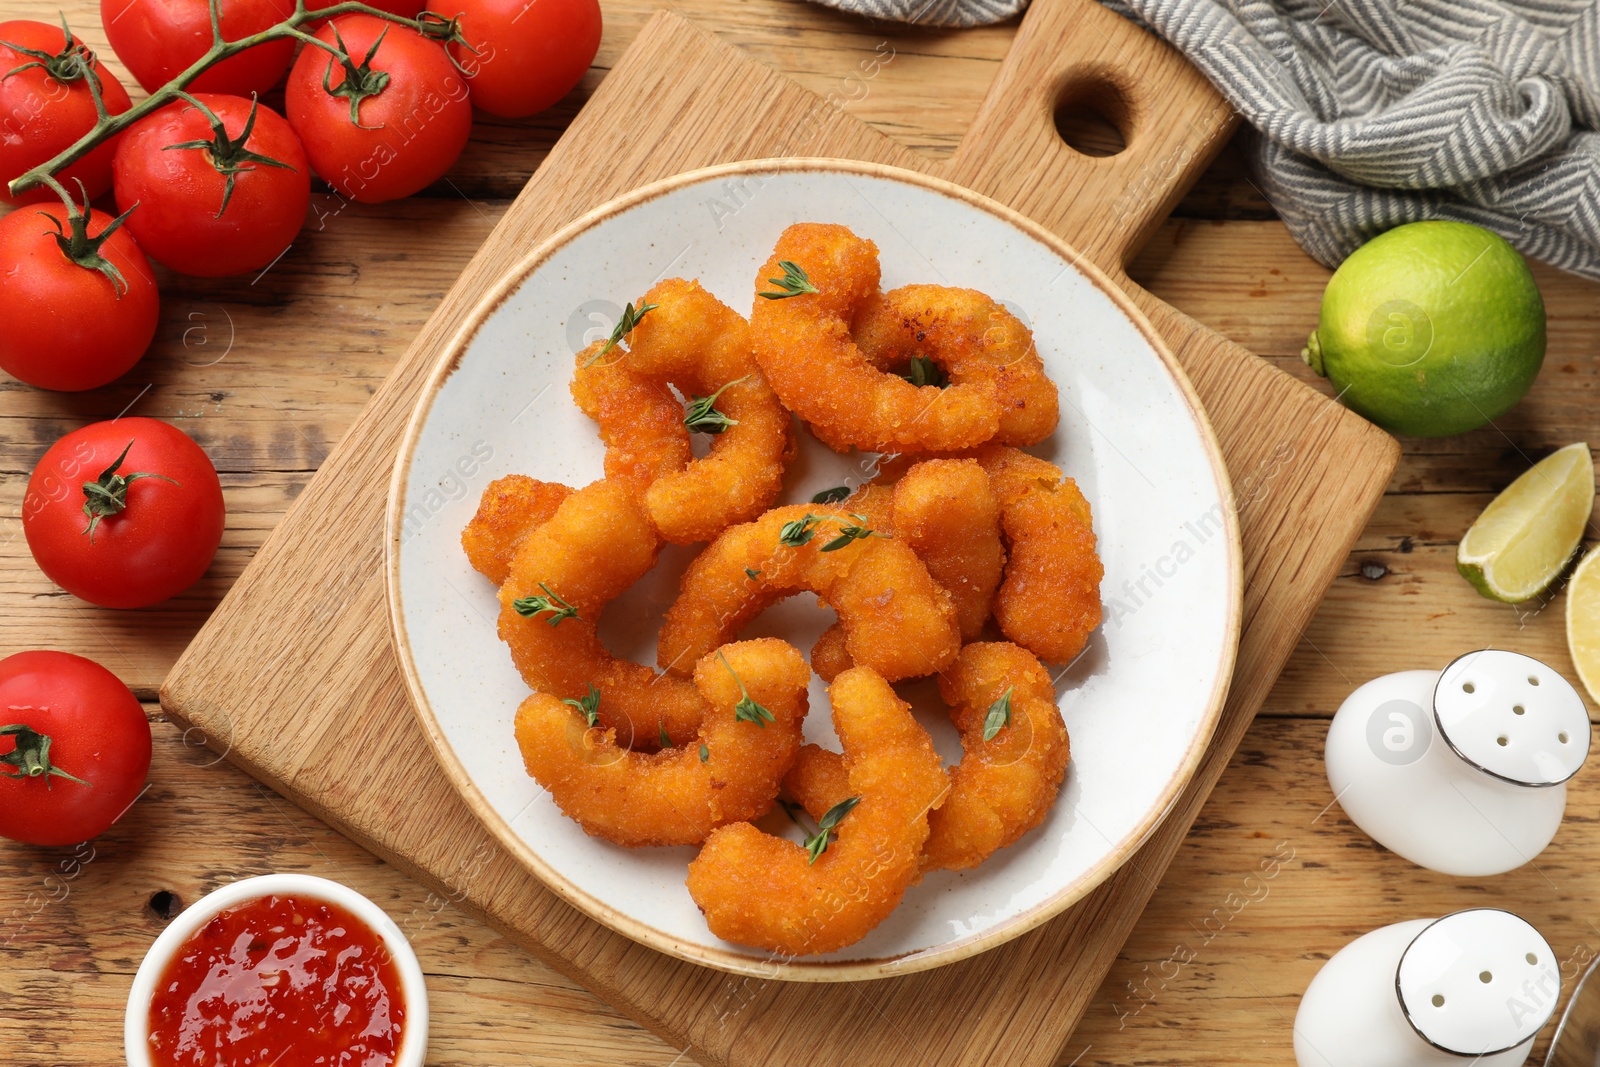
(1458, 442, 1593, 603)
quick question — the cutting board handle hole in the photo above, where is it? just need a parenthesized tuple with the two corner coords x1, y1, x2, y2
(1053, 75, 1130, 158)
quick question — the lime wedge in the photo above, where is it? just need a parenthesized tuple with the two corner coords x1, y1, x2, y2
(1457, 442, 1594, 603)
(1566, 545, 1600, 703)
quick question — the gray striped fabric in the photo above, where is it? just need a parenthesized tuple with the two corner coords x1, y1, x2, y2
(817, 0, 1600, 280)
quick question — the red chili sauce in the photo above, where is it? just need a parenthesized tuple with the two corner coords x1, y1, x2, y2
(147, 893, 405, 1067)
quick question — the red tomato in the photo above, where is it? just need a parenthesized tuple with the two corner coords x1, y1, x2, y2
(285, 14, 472, 203)
(0, 20, 135, 206)
(24, 418, 226, 609)
(0, 203, 159, 392)
(444, 0, 600, 118)
(113, 93, 309, 277)
(0, 650, 151, 846)
(100, 0, 296, 96)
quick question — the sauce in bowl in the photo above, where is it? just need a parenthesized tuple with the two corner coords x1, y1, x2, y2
(146, 892, 405, 1067)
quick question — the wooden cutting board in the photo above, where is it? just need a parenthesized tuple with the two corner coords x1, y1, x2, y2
(161, 0, 1400, 1063)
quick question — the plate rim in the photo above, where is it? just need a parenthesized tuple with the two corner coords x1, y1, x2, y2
(385, 156, 1245, 982)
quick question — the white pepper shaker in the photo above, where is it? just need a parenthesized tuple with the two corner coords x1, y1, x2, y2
(1324, 649, 1590, 876)
(1295, 910, 1560, 1067)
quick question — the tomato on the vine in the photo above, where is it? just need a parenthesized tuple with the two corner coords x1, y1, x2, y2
(285, 13, 472, 203)
(24, 418, 226, 609)
(100, 0, 296, 96)
(0, 199, 159, 391)
(444, 0, 600, 119)
(0, 650, 151, 847)
(0, 20, 135, 206)
(113, 93, 310, 277)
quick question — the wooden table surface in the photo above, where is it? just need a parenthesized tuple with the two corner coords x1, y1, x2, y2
(4, 2, 1600, 1064)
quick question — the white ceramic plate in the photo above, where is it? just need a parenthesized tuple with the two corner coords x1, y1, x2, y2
(387, 159, 1241, 981)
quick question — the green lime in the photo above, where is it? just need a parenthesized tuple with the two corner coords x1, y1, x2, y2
(1458, 442, 1593, 603)
(1303, 221, 1545, 437)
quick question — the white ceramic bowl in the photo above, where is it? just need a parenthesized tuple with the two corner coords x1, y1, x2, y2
(125, 874, 429, 1067)
(387, 158, 1242, 980)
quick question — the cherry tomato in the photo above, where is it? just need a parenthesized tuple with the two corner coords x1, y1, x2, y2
(444, 0, 600, 118)
(285, 14, 472, 203)
(113, 93, 309, 277)
(0, 202, 159, 392)
(100, 0, 296, 96)
(24, 418, 226, 609)
(0, 20, 134, 206)
(0, 650, 151, 847)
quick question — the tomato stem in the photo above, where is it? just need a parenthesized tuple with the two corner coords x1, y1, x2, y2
(6, 2, 472, 199)
(164, 92, 299, 218)
(36, 175, 141, 295)
(81, 440, 180, 543)
(0, 724, 89, 788)
(321, 24, 392, 128)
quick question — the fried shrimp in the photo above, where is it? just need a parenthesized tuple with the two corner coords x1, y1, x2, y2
(686, 666, 947, 955)
(515, 639, 810, 848)
(498, 479, 705, 748)
(851, 285, 1058, 446)
(658, 504, 960, 684)
(974, 446, 1103, 664)
(461, 474, 573, 586)
(749, 223, 1010, 454)
(571, 277, 793, 544)
(786, 642, 1070, 872)
(808, 460, 1004, 680)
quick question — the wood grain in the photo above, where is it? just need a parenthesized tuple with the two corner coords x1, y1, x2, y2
(5, 0, 1595, 1061)
(149, 1, 1393, 1065)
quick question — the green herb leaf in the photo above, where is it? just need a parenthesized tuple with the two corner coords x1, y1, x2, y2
(778, 513, 823, 547)
(562, 684, 601, 727)
(982, 687, 1014, 742)
(659, 721, 671, 748)
(811, 485, 851, 505)
(719, 651, 775, 728)
(586, 300, 658, 365)
(818, 514, 884, 552)
(903, 355, 948, 389)
(803, 795, 861, 864)
(512, 581, 579, 626)
(758, 260, 818, 300)
(744, 567, 762, 580)
(699, 744, 710, 763)
(683, 375, 748, 434)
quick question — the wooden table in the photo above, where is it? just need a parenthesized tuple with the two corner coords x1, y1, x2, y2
(4, 2, 1600, 1063)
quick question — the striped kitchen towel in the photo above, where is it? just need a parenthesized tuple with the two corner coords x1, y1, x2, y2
(816, 0, 1600, 280)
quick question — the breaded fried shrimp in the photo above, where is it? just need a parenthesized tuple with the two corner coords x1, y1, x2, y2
(786, 643, 1070, 873)
(749, 223, 1006, 454)
(925, 642, 1070, 870)
(974, 446, 1103, 663)
(572, 278, 792, 544)
(515, 639, 810, 848)
(852, 285, 1058, 446)
(686, 666, 947, 954)
(461, 474, 573, 586)
(498, 479, 705, 748)
(659, 504, 960, 683)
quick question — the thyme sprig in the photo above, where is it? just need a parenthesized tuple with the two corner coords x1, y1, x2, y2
(512, 581, 578, 626)
(683, 375, 748, 434)
(758, 260, 818, 300)
(562, 684, 601, 727)
(803, 796, 861, 864)
(718, 651, 774, 727)
(586, 300, 657, 366)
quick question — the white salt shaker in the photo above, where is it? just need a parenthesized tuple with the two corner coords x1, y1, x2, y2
(1324, 649, 1590, 876)
(1295, 910, 1560, 1067)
